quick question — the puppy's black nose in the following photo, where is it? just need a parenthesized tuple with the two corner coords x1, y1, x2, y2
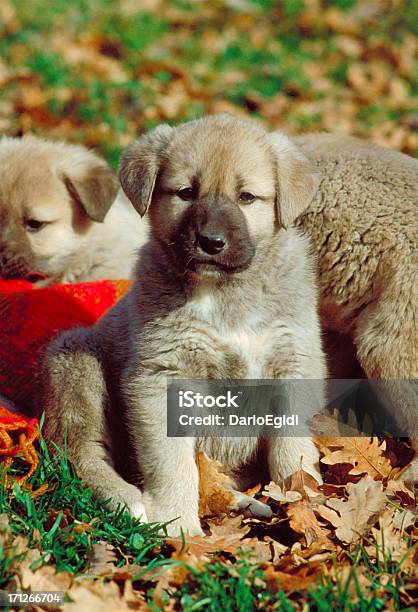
(197, 232, 226, 255)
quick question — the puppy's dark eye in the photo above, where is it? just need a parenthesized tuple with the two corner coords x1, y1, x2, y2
(24, 219, 46, 232)
(239, 192, 256, 204)
(176, 187, 195, 201)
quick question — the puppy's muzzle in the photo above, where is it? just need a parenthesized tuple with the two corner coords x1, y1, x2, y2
(175, 198, 255, 276)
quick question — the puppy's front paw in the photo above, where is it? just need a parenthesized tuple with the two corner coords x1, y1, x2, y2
(107, 484, 148, 522)
(143, 492, 203, 537)
(271, 438, 323, 484)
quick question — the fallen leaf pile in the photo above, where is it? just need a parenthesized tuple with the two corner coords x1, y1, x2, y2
(0, 0, 416, 166)
(146, 437, 417, 607)
(2, 435, 416, 609)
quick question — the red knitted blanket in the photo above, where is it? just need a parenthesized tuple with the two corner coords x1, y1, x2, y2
(0, 279, 131, 483)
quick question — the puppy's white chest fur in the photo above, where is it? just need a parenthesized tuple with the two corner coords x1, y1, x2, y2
(224, 328, 270, 378)
(188, 286, 270, 378)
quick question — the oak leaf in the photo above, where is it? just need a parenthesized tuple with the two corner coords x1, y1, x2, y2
(197, 451, 235, 517)
(263, 563, 321, 594)
(287, 500, 331, 547)
(18, 563, 72, 594)
(366, 509, 414, 566)
(168, 515, 250, 558)
(386, 479, 416, 508)
(289, 469, 322, 499)
(244, 483, 261, 497)
(66, 578, 146, 611)
(245, 539, 279, 563)
(316, 436, 392, 480)
(149, 543, 207, 608)
(262, 481, 302, 503)
(392, 508, 417, 532)
(316, 475, 387, 544)
(290, 540, 334, 565)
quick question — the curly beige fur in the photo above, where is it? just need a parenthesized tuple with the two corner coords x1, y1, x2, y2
(296, 134, 417, 380)
(296, 134, 417, 477)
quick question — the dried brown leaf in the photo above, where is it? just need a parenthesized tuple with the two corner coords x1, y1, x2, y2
(263, 562, 321, 594)
(66, 578, 147, 611)
(316, 475, 387, 544)
(168, 515, 250, 558)
(289, 469, 322, 499)
(243, 483, 261, 498)
(18, 564, 72, 594)
(386, 479, 416, 508)
(262, 481, 302, 503)
(392, 508, 417, 532)
(366, 509, 414, 567)
(287, 500, 331, 547)
(197, 451, 235, 517)
(316, 436, 392, 480)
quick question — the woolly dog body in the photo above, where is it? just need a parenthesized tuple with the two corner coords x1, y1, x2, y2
(296, 135, 418, 476)
(296, 133, 417, 376)
(43, 115, 326, 536)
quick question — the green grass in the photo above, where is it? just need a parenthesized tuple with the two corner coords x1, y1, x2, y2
(1, 434, 414, 609)
(153, 559, 279, 611)
(160, 546, 415, 611)
(0, 435, 165, 585)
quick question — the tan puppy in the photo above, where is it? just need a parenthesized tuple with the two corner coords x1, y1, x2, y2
(296, 134, 417, 380)
(295, 135, 418, 478)
(43, 115, 326, 535)
(0, 135, 149, 283)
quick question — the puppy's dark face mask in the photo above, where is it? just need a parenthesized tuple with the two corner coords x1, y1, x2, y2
(120, 115, 319, 281)
(168, 193, 256, 278)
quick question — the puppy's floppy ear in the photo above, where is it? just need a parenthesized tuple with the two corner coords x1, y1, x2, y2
(119, 124, 174, 217)
(269, 132, 319, 228)
(62, 155, 119, 223)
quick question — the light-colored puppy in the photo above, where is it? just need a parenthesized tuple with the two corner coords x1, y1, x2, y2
(0, 135, 149, 283)
(296, 134, 417, 380)
(42, 114, 326, 536)
(295, 135, 418, 478)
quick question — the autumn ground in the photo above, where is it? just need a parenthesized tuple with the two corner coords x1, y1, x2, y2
(0, 0, 417, 609)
